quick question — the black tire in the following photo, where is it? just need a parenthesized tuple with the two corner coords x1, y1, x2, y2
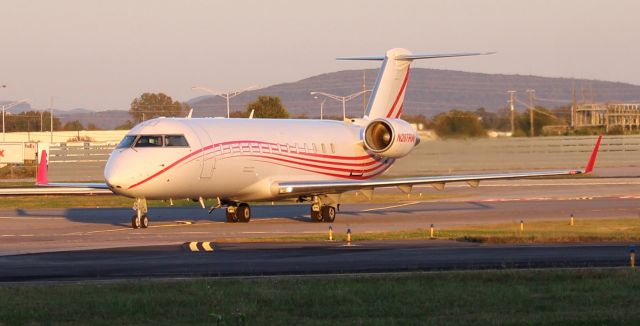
(140, 214, 149, 228)
(237, 203, 251, 223)
(310, 205, 323, 222)
(131, 214, 141, 229)
(321, 205, 336, 223)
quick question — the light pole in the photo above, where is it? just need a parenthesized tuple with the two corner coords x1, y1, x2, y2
(313, 96, 327, 120)
(309, 90, 371, 120)
(192, 85, 257, 118)
(2, 99, 29, 142)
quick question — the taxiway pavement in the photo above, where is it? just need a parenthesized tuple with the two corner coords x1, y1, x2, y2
(0, 177, 638, 281)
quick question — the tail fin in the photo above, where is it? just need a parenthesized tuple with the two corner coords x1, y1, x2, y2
(36, 150, 48, 185)
(338, 48, 494, 120)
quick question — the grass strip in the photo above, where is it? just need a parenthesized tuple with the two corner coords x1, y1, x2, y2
(208, 218, 640, 244)
(1, 269, 640, 325)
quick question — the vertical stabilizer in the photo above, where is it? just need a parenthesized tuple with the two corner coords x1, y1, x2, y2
(365, 48, 412, 120)
(338, 49, 494, 120)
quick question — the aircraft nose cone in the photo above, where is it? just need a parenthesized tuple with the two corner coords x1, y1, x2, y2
(104, 154, 132, 193)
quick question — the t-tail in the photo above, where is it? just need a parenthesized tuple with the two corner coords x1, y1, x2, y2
(338, 48, 494, 120)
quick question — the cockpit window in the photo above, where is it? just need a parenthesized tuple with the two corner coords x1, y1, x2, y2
(165, 135, 189, 147)
(134, 135, 163, 147)
(116, 135, 136, 149)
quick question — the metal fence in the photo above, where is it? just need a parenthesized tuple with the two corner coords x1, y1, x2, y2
(47, 136, 640, 181)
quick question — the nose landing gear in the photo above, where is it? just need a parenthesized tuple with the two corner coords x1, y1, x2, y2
(131, 198, 149, 229)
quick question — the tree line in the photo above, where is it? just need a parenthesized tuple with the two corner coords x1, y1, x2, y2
(2, 92, 624, 138)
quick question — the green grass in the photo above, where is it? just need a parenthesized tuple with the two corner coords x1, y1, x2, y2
(1, 269, 640, 325)
(208, 218, 640, 244)
(438, 218, 640, 244)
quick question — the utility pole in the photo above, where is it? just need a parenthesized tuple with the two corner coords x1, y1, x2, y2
(526, 89, 535, 137)
(508, 90, 516, 135)
(50, 97, 54, 143)
(571, 84, 577, 128)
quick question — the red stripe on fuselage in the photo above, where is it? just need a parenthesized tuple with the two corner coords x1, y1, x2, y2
(385, 68, 411, 118)
(127, 140, 382, 190)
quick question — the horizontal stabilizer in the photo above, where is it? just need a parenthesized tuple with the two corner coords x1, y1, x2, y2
(337, 52, 495, 61)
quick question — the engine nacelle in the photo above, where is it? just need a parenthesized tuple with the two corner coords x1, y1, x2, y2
(363, 118, 419, 158)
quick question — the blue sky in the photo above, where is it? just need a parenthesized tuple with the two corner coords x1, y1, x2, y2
(1, 0, 638, 110)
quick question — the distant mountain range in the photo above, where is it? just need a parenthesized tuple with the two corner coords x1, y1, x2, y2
(190, 68, 640, 119)
(3, 68, 640, 129)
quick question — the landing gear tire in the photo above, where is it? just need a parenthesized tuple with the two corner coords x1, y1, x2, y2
(310, 204, 322, 222)
(236, 203, 251, 223)
(140, 214, 149, 228)
(131, 214, 141, 229)
(226, 205, 238, 223)
(131, 214, 149, 229)
(321, 205, 336, 223)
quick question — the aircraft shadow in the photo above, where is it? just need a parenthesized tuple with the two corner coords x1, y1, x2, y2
(5, 201, 493, 227)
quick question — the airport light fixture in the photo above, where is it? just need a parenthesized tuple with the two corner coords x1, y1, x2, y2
(191, 85, 257, 118)
(2, 99, 29, 142)
(313, 96, 327, 120)
(309, 90, 371, 120)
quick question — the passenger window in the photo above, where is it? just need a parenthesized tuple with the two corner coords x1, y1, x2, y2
(134, 135, 163, 147)
(330, 143, 335, 153)
(321, 143, 326, 153)
(116, 135, 136, 149)
(312, 143, 317, 153)
(164, 135, 189, 147)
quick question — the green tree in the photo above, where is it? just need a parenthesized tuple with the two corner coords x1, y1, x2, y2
(433, 110, 486, 138)
(63, 120, 84, 131)
(115, 120, 135, 130)
(87, 123, 101, 130)
(129, 93, 191, 123)
(516, 106, 559, 137)
(245, 96, 289, 119)
(475, 107, 511, 131)
(5, 111, 61, 132)
(229, 110, 248, 118)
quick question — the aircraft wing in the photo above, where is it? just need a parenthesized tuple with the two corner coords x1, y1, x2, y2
(0, 149, 112, 196)
(0, 184, 111, 196)
(277, 136, 602, 198)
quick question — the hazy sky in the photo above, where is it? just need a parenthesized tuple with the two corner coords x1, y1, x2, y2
(1, 0, 638, 110)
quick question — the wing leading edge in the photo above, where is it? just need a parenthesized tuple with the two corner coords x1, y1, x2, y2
(277, 136, 602, 197)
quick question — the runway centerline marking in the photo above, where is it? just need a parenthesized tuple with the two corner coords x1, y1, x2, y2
(362, 201, 423, 212)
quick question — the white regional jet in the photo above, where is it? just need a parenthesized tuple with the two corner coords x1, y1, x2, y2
(34, 48, 602, 229)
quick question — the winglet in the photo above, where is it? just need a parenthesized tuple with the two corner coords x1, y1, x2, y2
(36, 150, 49, 185)
(583, 135, 602, 174)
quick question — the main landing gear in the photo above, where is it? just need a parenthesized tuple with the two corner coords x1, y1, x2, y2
(309, 196, 336, 223)
(225, 202, 251, 223)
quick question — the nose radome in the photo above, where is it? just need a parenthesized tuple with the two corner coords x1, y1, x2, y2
(104, 155, 131, 191)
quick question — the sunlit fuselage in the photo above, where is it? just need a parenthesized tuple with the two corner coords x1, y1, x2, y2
(104, 117, 396, 201)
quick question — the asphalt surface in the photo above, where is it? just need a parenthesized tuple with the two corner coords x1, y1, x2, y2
(0, 178, 638, 282)
(0, 241, 632, 282)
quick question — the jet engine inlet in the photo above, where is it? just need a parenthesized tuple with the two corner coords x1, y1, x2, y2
(363, 118, 419, 158)
(364, 120, 394, 152)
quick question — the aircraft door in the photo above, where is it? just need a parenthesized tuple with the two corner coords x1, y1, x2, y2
(189, 124, 216, 178)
